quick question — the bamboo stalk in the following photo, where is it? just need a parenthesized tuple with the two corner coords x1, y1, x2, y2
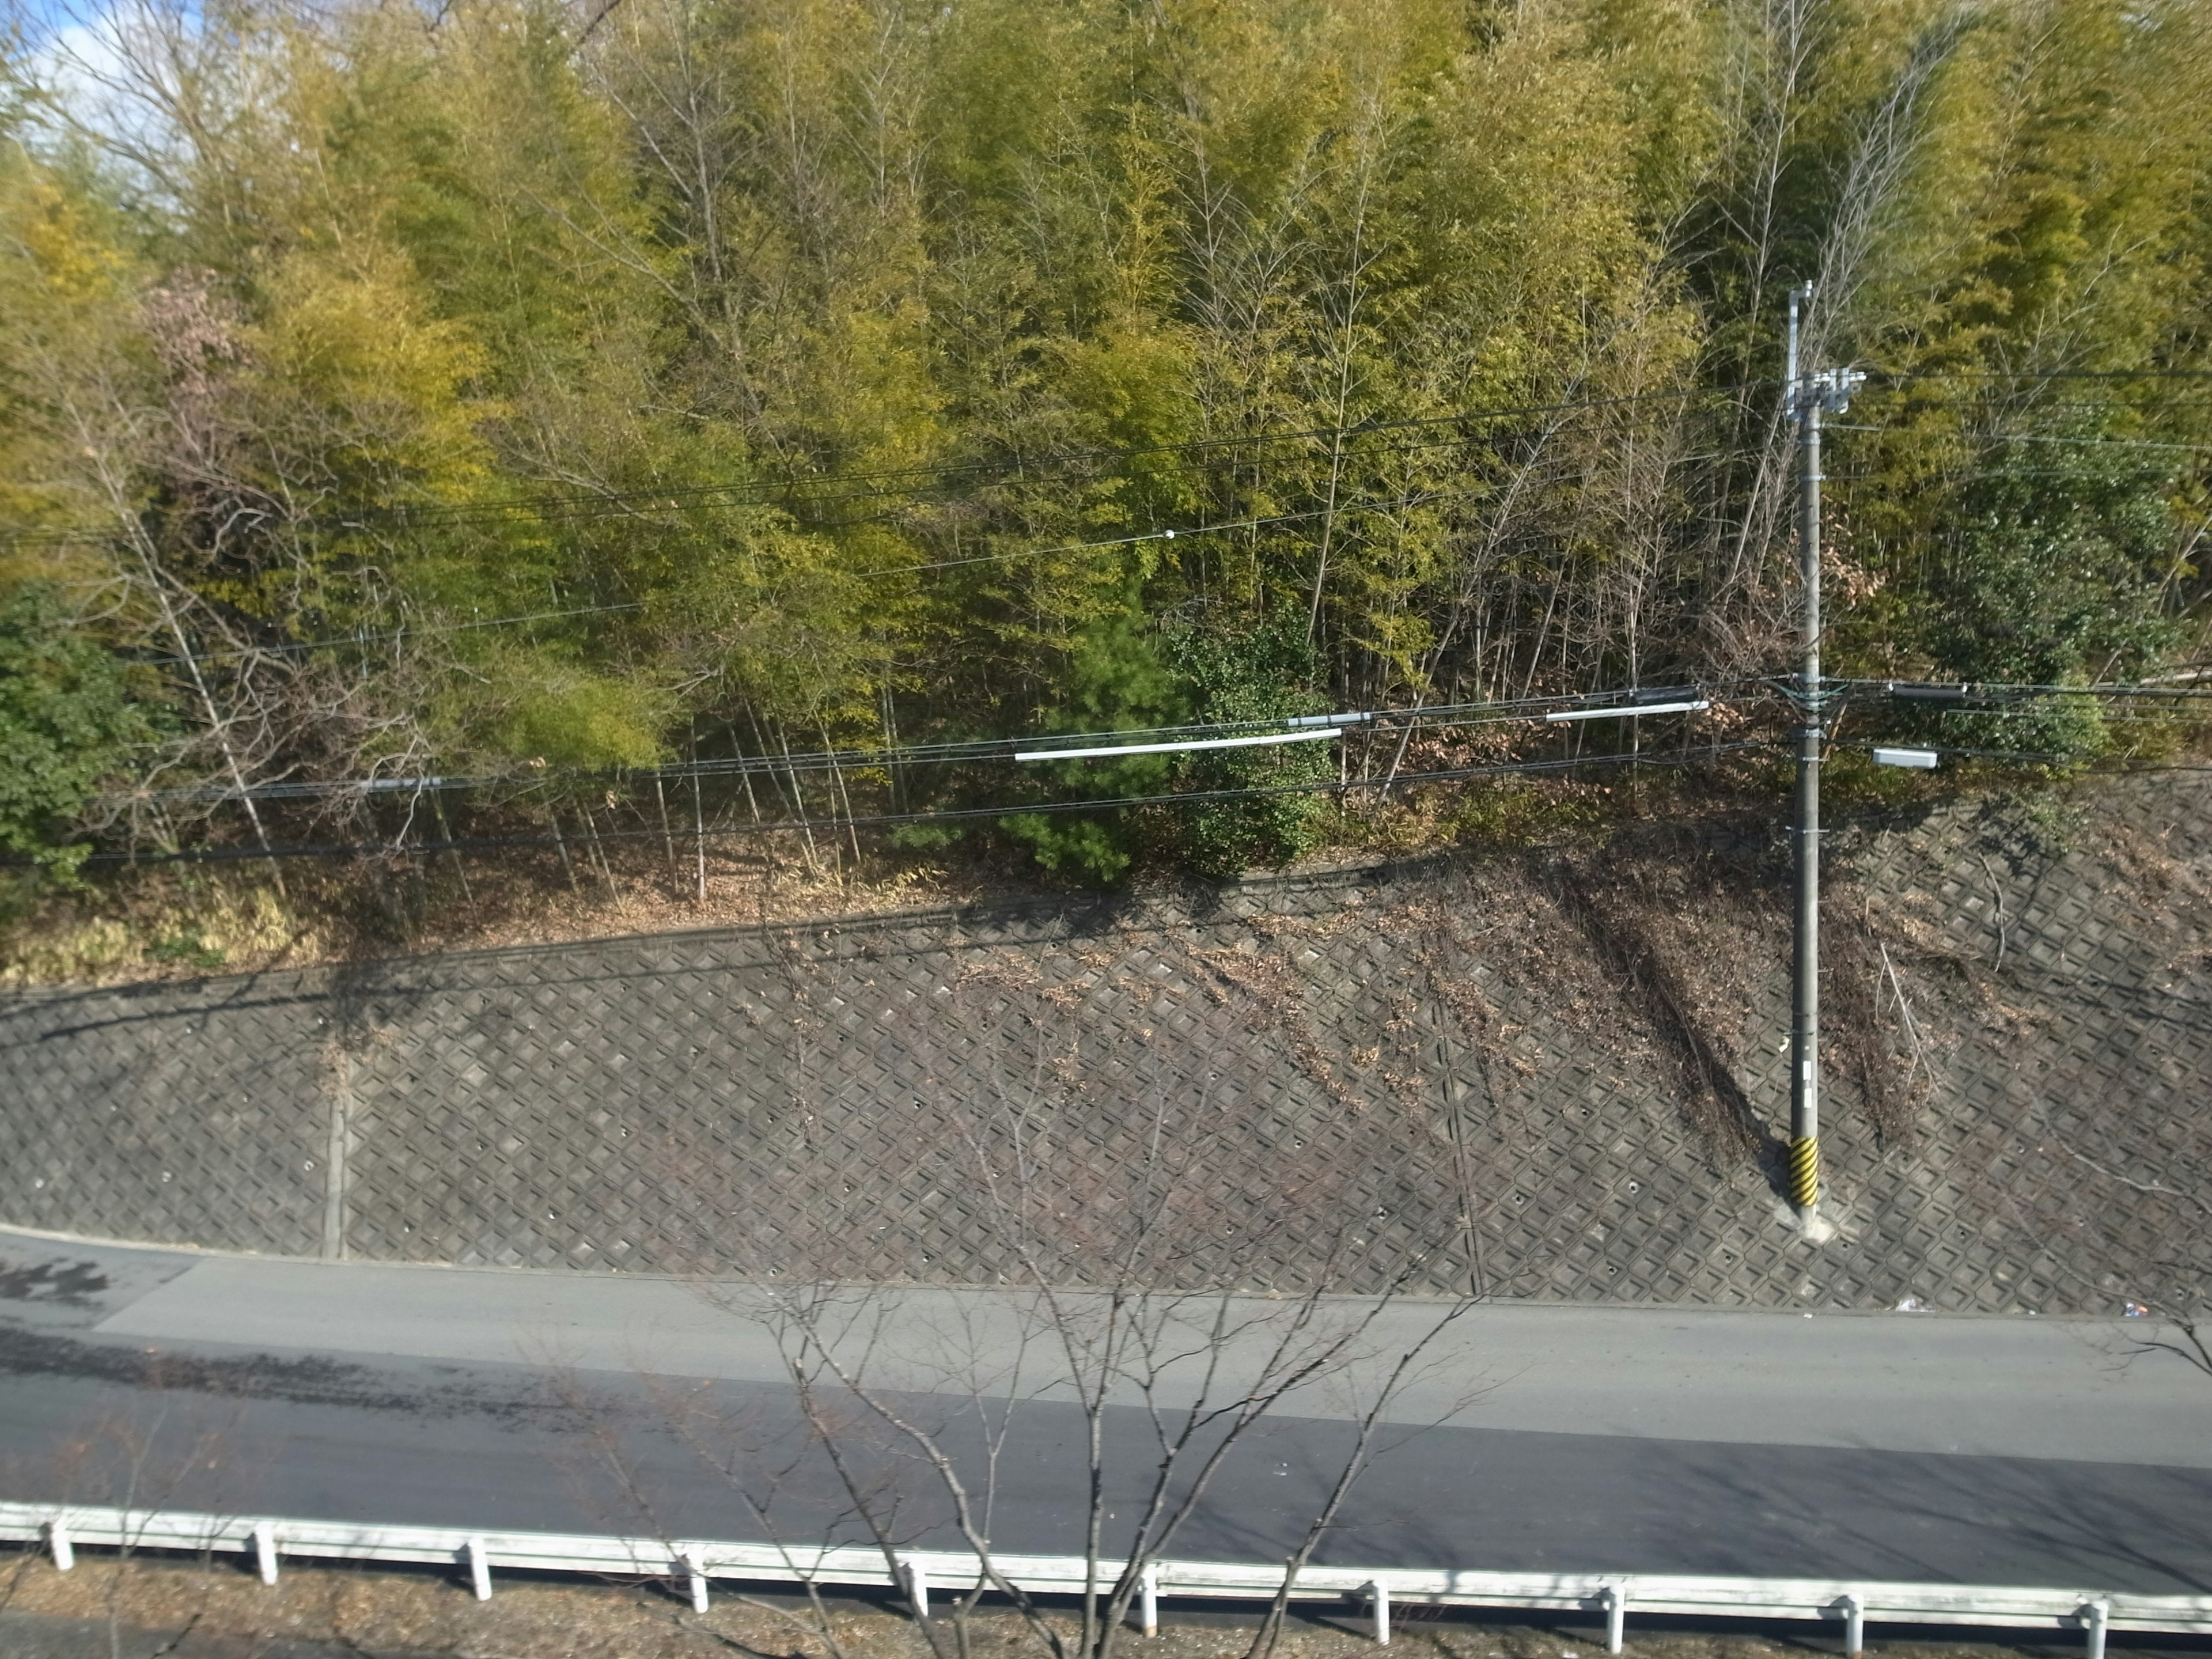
(692, 771, 707, 904)
(820, 721, 864, 873)
(581, 803, 620, 903)
(431, 793, 473, 904)
(548, 805, 579, 893)
(654, 775, 678, 887)
(773, 720, 822, 873)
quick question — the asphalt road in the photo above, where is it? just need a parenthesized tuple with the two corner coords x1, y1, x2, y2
(3, 1225, 2209, 1594)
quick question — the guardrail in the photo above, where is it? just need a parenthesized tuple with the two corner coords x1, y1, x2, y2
(5, 1502, 2204, 1658)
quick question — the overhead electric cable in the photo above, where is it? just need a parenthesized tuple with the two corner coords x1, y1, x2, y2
(114, 681, 1744, 805)
(0, 380, 1761, 548)
(65, 740, 1768, 867)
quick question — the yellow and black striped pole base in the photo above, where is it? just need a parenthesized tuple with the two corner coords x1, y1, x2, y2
(1787, 1136, 1820, 1211)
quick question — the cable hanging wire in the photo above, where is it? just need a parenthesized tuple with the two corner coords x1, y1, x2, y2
(7, 363, 2206, 551)
(112, 682, 1741, 805)
(1832, 676, 2212, 700)
(123, 486, 1478, 668)
(62, 738, 1770, 868)
(0, 379, 1759, 550)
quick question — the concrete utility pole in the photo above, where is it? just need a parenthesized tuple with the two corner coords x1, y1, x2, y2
(1783, 285, 1861, 1236)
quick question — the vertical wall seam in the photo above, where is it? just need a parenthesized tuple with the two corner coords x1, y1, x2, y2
(322, 1047, 352, 1262)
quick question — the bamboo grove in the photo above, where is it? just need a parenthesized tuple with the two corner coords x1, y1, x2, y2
(2, 0, 2209, 884)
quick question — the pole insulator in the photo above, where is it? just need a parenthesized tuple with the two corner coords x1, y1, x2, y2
(1788, 1137, 1820, 1210)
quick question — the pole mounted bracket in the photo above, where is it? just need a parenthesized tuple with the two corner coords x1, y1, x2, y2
(1808, 366, 1866, 416)
(1783, 283, 1867, 419)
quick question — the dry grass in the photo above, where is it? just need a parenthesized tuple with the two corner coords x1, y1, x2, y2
(0, 771, 1656, 993)
(0, 1548, 2130, 1659)
(0, 834, 982, 992)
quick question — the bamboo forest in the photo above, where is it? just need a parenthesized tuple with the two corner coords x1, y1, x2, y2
(2, 0, 2208, 898)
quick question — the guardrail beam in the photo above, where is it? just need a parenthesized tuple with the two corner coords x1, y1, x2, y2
(1, 1502, 2202, 1646)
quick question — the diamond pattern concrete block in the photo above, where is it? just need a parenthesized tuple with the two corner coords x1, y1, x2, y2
(6, 777, 2212, 1311)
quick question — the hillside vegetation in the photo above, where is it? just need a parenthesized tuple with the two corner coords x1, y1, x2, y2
(1, 0, 2209, 919)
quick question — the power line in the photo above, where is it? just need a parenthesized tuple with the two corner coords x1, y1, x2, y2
(1876, 367, 2212, 389)
(145, 603, 646, 667)
(123, 457, 1745, 666)
(67, 740, 1768, 866)
(112, 489, 1486, 669)
(0, 380, 1753, 550)
(1834, 738, 2212, 771)
(120, 494, 1442, 675)
(118, 681, 1745, 804)
(857, 486, 1475, 578)
(8, 365, 2208, 552)
(1834, 676, 2212, 700)
(1824, 427, 2212, 452)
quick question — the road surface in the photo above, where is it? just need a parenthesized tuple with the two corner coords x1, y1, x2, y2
(2, 1225, 2207, 1593)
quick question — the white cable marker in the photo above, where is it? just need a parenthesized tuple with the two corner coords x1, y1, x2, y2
(1545, 700, 1710, 722)
(1017, 729, 1344, 762)
(1872, 747, 1939, 768)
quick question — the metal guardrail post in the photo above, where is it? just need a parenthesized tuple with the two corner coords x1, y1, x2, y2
(904, 1557, 930, 1620)
(253, 1520, 279, 1586)
(1840, 1592, 1864, 1655)
(684, 1554, 710, 1613)
(2086, 1599, 2110, 1659)
(1140, 1566, 1159, 1635)
(0, 1504, 2200, 1643)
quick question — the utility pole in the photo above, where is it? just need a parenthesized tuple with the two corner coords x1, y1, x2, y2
(1783, 285, 1860, 1236)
